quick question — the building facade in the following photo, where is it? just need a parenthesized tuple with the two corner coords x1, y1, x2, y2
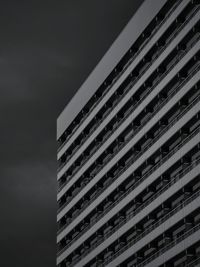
(57, 0, 200, 266)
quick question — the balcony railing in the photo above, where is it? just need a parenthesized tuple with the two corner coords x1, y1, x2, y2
(187, 256, 200, 267)
(57, 0, 185, 165)
(57, 0, 181, 154)
(61, 188, 200, 266)
(57, 9, 200, 193)
(101, 189, 200, 266)
(57, 129, 200, 257)
(59, 157, 200, 262)
(136, 223, 200, 267)
(57, 82, 200, 220)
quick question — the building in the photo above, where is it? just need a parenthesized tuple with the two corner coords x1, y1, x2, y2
(56, 0, 200, 266)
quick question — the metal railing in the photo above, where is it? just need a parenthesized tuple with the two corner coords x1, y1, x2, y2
(58, 2, 199, 164)
(57, 127, 200, 256)
(57, 0, 181, 154)
(58, 53, 200, 203)
(57, 0, 198, 173)
(136, 223, 200, 267)
(57, 6, 200, 192)
(59, 157, 200, 262)
(101, 189, 200, 266)
(57, 84, 200, 221)
(186, 256, 200, 267)
(60, 188, 200, 266)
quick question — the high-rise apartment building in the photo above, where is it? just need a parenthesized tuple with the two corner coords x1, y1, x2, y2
(56, 0, 200, 266)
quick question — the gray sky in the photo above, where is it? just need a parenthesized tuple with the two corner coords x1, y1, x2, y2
(0, 1, 143, 266)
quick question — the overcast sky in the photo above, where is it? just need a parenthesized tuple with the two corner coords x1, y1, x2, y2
(0, 1, 143, 266)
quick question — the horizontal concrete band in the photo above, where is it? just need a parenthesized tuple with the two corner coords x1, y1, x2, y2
(57, 0, 191, 159)
(57, 70, 200, 224)
(57, 0, 168, 139)
(57, 160, 200, 263)
(72, 191, 200, 266)
(57, 137, 200, 264)
(109, 205, 200, 267)
(57, 38, 200, 207)
(143, 226, 200, 267)
(57, 95, 200, 244)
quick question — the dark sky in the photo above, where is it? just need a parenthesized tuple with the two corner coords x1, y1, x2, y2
(0, 1, 143, 266)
